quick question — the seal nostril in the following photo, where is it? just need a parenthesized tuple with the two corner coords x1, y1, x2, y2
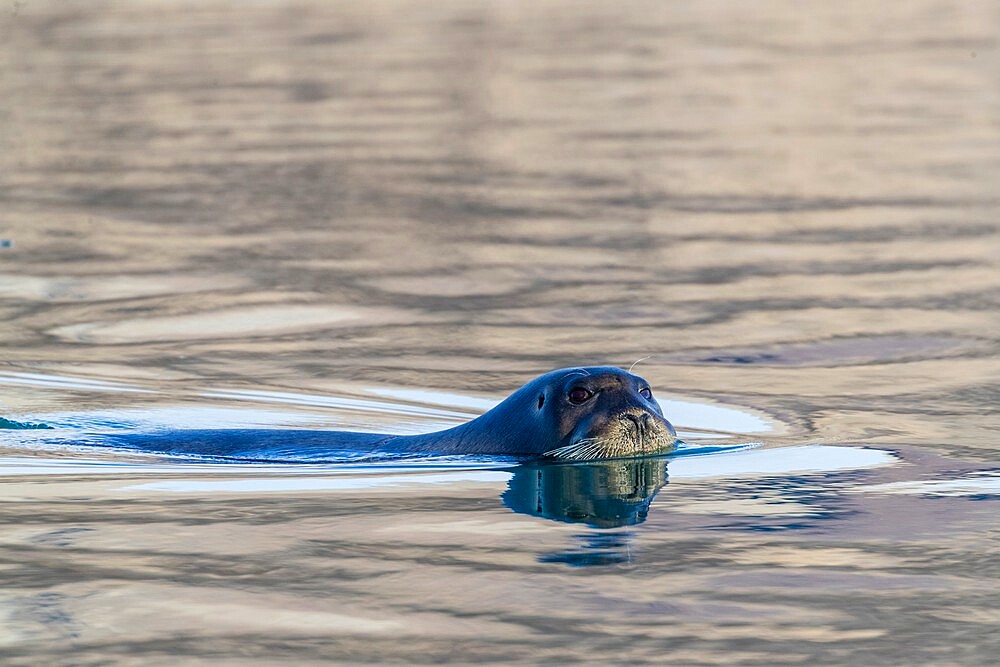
(624, 414, 642, 433)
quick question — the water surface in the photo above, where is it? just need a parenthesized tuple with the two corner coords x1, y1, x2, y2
(1, 0, 999, 663)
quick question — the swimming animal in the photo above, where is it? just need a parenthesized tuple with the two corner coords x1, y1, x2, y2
(105, 366, 679, 462)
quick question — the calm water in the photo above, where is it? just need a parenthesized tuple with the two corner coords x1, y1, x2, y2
(2, 0, 999, 664)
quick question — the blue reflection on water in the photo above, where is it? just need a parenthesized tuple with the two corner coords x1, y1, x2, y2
(0, 417, 52, 430)
(540, 533, 635, 567)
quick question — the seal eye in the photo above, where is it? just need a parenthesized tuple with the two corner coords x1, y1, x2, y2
(567, 387, 592, 404)
(639, 387, 652, 400)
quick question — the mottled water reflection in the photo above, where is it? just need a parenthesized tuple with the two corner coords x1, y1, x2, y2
(0, 443, 996, 664)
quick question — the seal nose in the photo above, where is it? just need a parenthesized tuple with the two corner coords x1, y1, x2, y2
(623, 413, 648, 435)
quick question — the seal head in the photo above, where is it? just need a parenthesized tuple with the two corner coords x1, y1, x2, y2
(532, 366, 678, 460)
(413, 366, 678, 459)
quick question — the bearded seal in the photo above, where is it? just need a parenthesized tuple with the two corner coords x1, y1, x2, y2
(104, 366, 679, 462)
(386, 366, 678, 459)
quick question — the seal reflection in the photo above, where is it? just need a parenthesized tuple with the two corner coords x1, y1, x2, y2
(503, 457, 668, 527)
(502, 458, 669, 566)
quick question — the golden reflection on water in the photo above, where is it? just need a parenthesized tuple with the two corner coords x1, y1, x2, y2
(1, 0, 999, 663)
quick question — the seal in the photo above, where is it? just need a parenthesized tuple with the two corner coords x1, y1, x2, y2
(106, 366, 679, 462)
(387, 365, 678, 459)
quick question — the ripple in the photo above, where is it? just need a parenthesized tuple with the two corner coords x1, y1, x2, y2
(0, 372, 155, 394)
(201, 388, 476, 421)
(851, 473, 1000, 497)
(120, 471, 513, 494)
(48, 304, 417, 343)
(0, 445, 897, 494)
(362, 269, 534, 297)
(677, 335, 974, 367)
(0, 273, 249, 302)
(670, 445, 897, 479)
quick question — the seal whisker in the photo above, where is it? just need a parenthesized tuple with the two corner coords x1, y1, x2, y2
(628, 355, 653, 373)
(544, 437, 614, 460)
(582, 439, 612, 460)
(542, 443, 579, 459)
